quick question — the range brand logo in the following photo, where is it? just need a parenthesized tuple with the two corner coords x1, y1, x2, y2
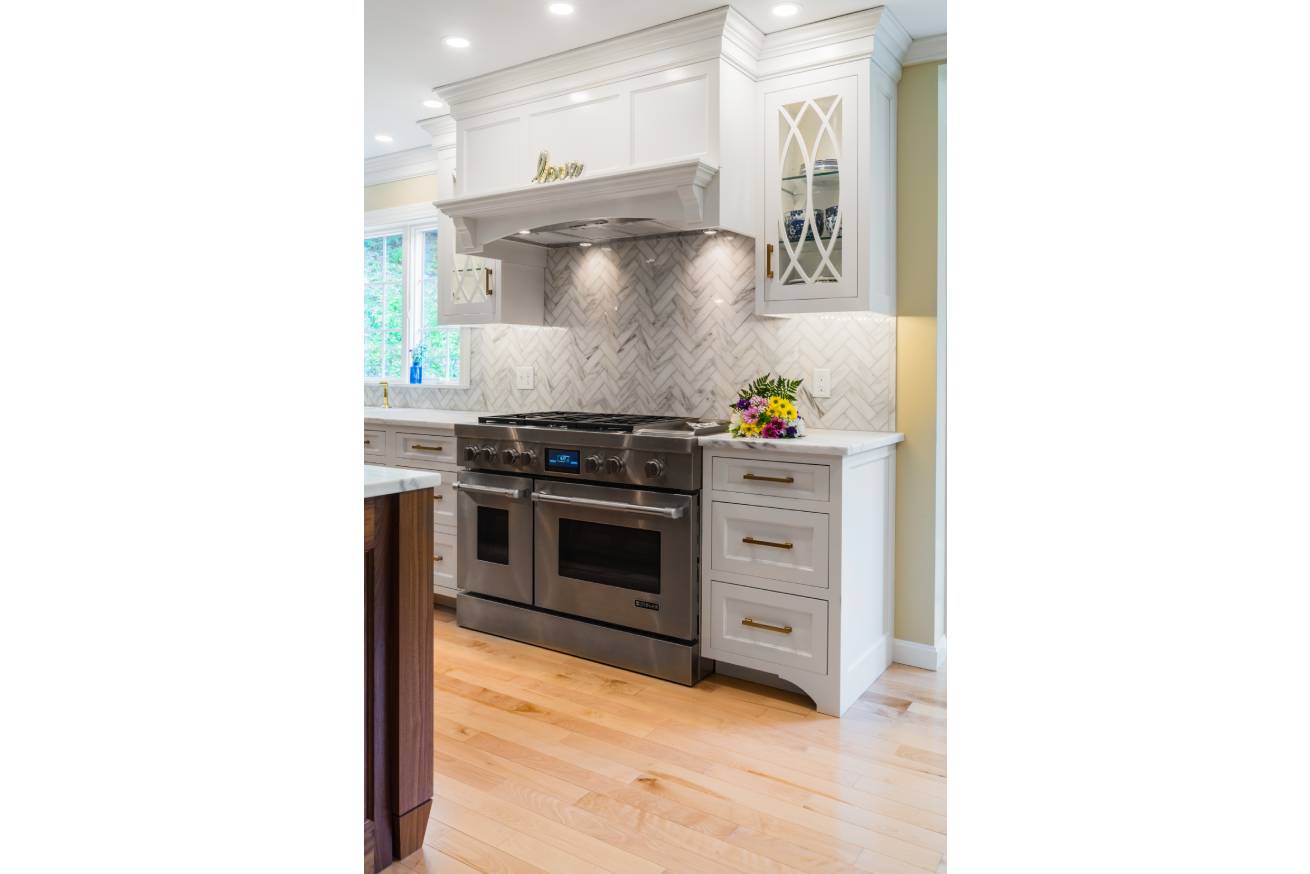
(531, 150, 584, 184)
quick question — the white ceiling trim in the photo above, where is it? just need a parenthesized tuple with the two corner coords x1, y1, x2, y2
(364, 145, 438, 187)
(364, 202, 439, 230)
(433, 8, 732, 112)
(905, 33, 947, 66)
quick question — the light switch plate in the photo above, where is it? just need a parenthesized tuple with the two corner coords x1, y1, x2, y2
(812, 368, 832, 398)
(514, 366, 534, 390)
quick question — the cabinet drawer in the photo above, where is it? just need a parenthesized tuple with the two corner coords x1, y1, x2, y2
(433, 529, 458, 593)
(432, 477, 458, 529)
(711, 502, 829, 589)
(395, 431, 456, 467)
(710, 580, 827, 674)
(363, 429, 386, 458)
(712, 457, 830, 502)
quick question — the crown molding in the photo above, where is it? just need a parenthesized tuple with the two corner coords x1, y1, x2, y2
(905, 33, 947, 66)
(433, 7, 732, 116)
(363, 202, 439, 230)
(416, 114, 456, 148)
(364, 145, 439, 187)
(720, 7, 765, 80)
(754, 7, 910, 82)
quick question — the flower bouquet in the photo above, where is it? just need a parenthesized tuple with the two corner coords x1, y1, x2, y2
(728, 374, 806, 439)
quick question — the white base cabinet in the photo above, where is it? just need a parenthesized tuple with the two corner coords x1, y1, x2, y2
(364, 423, 463, 600)
(701, 443, 896, 716)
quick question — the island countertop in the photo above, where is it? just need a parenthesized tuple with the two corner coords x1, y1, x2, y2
(698, 429, 904, 457)
(364, 464, 442, 499)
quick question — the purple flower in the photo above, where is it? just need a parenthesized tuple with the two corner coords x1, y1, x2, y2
(762, 419, 785, 439)
(735, 397, 751, 410)
(785, 425, 797, 438)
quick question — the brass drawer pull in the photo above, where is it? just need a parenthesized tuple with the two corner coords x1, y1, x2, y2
(485, 266, 494, 295)
(766, 243, 774, 278)
(743, 473, 794, 484)
(742, 617, 792, 634)
(411, 443, 443, 452)
(743, 536, 794, 550)
(433, 494, 444, 501)
(433, 555, 444, 563)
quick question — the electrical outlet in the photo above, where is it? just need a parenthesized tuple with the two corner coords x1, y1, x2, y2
(514, 366, 534, 390)
(812, 368, 832, 398)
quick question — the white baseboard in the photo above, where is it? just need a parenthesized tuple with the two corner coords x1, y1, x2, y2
(893, 636, 947, 671)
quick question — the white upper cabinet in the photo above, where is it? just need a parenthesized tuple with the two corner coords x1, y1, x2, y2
(764, 75, 859, 305)
(755, 26, 905, 316)
(431, 143, 545, 326)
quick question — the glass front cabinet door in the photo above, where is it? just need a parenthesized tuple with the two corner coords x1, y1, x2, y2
(764, 76, 859, 306)
(439, 246, 499, 322)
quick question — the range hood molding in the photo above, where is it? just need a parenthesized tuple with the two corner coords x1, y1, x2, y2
(434, 159, 719, 252)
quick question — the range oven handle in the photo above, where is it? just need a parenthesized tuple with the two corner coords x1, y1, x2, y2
(531, 491, 686, 520)
(451, 482, 527, 499)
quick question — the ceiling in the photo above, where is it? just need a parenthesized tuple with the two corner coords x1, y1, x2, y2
(365, 0, 946, 159)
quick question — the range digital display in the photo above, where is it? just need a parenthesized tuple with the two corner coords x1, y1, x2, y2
(545, 448, 581, 473)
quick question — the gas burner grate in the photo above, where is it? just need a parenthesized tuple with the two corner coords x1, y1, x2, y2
(478, 411, 678, 433)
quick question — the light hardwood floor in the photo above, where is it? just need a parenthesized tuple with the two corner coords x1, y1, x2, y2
(385, 605, 946, 874)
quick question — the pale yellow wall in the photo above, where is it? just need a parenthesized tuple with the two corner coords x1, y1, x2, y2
(364, 174, 439, 212)
(894, 60, 944, 646)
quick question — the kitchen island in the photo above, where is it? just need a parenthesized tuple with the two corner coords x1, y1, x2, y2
(363, 465, 439, 873)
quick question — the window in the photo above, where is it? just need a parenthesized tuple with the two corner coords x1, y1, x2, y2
(363, 223, 465, 385)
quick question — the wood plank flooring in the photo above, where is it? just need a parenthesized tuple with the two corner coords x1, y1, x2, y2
(384, 605, 947, 874)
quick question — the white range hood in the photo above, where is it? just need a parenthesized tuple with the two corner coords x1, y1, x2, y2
(428, 7, 762, 253)
(435, 158, 720, 251)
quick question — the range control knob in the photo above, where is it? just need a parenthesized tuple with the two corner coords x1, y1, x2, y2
(606, 456, 625, 474)
(520, 450, 537, 466)
(584, 455, 603, 473)
(477, 446, 495, 462)
(644, 459, 666, 479)
(464, 445, 478, 462)
(502, 448, 520, 465)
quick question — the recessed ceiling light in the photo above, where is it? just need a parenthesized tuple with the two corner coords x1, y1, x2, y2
(703, 229, 717, 235)
(374, 134, 393, 143)
(548, 2, 575, 14)
(422, 99, 443, 109)
(443, 36, 470, 48)
(518, 229, 532, 235)
(569, 91, 589, 103)
(579, 242, 592, 247)
(772, 3, 801, 16)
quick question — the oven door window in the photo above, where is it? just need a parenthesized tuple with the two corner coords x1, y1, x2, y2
(557, 518, 660, 594)
(476, 506, 510, 565)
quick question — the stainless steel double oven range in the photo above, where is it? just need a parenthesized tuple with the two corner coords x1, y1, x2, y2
(452, 411, 725, 685)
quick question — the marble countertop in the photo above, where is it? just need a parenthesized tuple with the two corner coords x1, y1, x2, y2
(698, 429, 904, 457)
(364, 464, 442, 499)
(363, 407, 490, 428)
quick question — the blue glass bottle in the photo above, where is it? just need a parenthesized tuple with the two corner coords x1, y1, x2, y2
(409, 363, 423, 384)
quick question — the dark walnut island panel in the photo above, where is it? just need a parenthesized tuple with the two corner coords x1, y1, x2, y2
(363, 466, 439, 873)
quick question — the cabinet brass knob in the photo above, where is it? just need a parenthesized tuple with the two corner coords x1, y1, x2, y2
(743, 473, 794, 484)
(742, 617, 792, 634)
(433, 555, 444, 563)
(742, 536, 794, 550)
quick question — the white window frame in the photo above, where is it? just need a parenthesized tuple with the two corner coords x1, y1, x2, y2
(364, 207, 469, 389)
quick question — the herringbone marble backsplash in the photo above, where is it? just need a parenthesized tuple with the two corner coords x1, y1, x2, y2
(363, 233, 895, 431)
